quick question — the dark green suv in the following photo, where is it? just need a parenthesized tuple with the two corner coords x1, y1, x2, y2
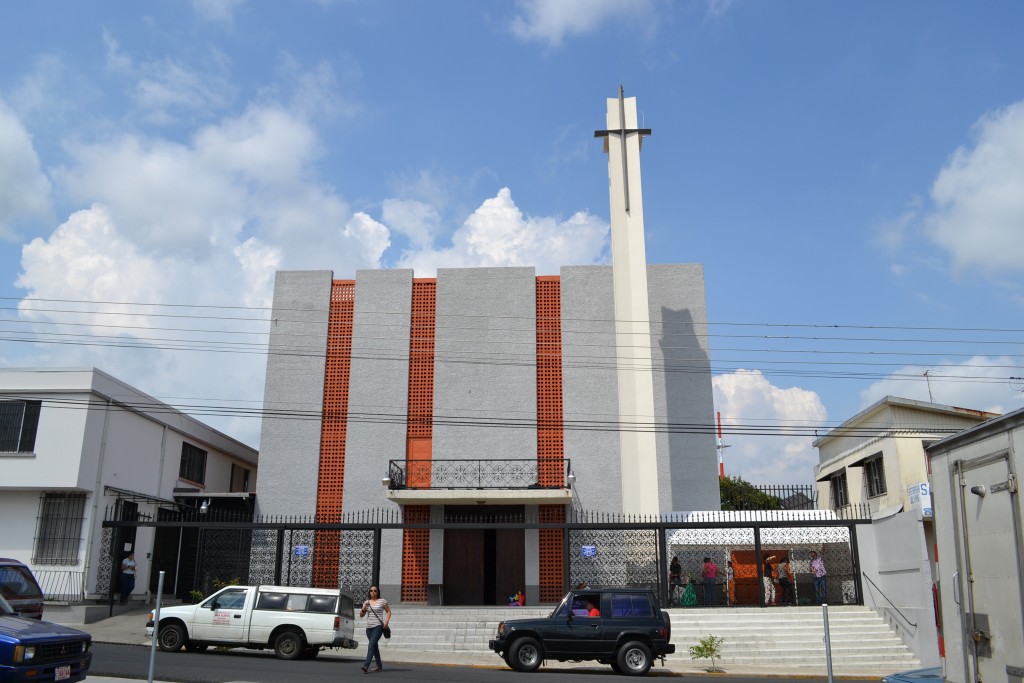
(488, 588, 674, 676)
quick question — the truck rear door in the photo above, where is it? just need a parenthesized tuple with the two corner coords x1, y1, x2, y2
(950, 452, 1024, 683)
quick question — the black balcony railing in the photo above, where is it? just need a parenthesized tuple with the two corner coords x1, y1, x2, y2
(386, 458, 571, 490)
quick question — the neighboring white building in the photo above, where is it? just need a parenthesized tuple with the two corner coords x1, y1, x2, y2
(812, 396, 998, 667)
(814, 396, 997, 515)
(0, 368, 258, 612)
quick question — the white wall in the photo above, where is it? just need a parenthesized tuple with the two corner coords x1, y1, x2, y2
(0, 491, 43, 562)
(856, 511, 941, 666)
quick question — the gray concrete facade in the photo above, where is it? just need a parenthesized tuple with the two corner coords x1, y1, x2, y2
(256, 270, 333, 517)
(258, 265, 719, 518)
(342, 269, 414, 597)
(648, 263, 719, 512)
(432, 267, 538, 463)
(560, 265, 623, 513)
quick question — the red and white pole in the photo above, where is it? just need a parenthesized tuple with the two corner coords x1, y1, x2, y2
(717, 411, 725, 479)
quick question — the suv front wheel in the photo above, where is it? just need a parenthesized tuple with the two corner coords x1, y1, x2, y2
(616, 640, 652, 676)
(508, 637, 543, 672)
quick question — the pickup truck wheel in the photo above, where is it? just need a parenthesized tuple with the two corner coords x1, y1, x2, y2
(157, 624, 185, 652)
(616, 641, 652, 676)
(273, 631, 304, 660)
(184, 642, 208, 653)
(509, 637, 543, 672)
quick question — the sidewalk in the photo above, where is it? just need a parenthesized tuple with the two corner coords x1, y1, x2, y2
(72, 606, 886, 681)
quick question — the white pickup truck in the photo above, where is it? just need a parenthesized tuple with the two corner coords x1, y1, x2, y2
(146, 584, 358, 659)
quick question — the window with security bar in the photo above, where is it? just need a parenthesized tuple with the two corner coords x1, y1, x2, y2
(864, 455, 887, 498)
(830, 471, 850, 509)
(0, 399, 41, 452)
(33, 492, 87, 565)
(179, 442, 207, 485)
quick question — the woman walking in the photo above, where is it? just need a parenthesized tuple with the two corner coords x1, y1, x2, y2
(360, 585, 391, 673)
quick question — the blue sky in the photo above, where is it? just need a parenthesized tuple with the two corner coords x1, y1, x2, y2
(2, 0, 1023, 486)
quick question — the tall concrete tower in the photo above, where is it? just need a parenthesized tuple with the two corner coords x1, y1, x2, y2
(595, 87, 660, 515)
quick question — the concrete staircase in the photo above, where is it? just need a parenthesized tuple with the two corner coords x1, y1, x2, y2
(381, 604, 920, 675)
(666, 606, 921, 673)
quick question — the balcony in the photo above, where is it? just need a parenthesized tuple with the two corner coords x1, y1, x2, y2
(384, 458, 574, 506)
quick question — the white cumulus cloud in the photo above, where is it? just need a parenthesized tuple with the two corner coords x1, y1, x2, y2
(16, 205, 279, 445)
(858, 357, 1024, 416)
(0, 98, 52, 239)
(395, 187, 609, 275)
(712, 370, 828, 485)
(927, 101, 1024, 275)
(510, 0, 654, 47)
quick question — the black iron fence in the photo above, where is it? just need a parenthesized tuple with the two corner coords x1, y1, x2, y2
(755, 484, 817, 510)
(101, 504, 870, 609)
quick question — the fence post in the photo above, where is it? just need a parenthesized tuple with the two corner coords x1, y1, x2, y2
(657, 526, 669, 607)
(753, 525, 764, 608)
(372, 528, 382, 587)
(274, 529, 284, 585)
(848, 523, 862, 605)
(107, 526, 121, 617)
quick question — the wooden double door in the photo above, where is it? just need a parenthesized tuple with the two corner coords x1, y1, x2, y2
(442, 506, 525, 605)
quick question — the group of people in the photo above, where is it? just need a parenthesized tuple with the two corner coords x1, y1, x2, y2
(669, 555, 725, 606)
(668, 550, 828, 607)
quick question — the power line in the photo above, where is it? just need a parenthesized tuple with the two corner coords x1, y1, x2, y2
(1, 393, 978, 439)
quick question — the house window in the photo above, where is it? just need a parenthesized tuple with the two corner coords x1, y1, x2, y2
(230, 463, 250, 492)
(0, 400, 41, 452)
(865, 456, 887, 498)
(179, 443, 207, 485)
(33, 492, 87, 565)
(830, 471, 849, 508)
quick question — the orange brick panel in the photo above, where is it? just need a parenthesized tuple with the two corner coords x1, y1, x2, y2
(538, 504, 566, 602)
(406, 280, 436, 487)
(313, 280, 355, 588)
(536, 277, 564, 486)
(401, 505, 431, 602)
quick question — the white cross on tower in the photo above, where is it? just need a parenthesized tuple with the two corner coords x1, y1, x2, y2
(595, 86, 660, 516)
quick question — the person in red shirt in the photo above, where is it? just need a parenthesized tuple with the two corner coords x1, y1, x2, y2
(702, 557, 719, 606)
(585, 598, 600, 617)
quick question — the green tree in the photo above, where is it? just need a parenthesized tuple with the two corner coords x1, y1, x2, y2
(719, 476, 783, 511)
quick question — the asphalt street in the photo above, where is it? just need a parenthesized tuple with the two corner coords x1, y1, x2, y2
(89, 642, 880, 683)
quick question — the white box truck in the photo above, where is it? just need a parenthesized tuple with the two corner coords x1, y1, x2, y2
(146, 584, 358, 659)
(927, 408, 1024, 683)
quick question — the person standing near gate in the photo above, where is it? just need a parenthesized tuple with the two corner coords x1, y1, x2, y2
(360, 585, 391, 673)
(669, 556, 681, 596)
(761, 554, 776, 606)
(777, 556, 794, 605)
(810, 550, 827, 604)
(701, 557, 718, 606)
(119, 551, 136, 605)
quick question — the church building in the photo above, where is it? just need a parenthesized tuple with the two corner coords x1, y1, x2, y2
(254, 91, 720, 604)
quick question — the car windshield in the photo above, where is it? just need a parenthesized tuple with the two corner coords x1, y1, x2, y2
(550, 593, 572, 618)
(0, 594, 15, 615)
(0, 566, 43, 599)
